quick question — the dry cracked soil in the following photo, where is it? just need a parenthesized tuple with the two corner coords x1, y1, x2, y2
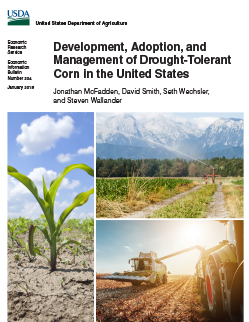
(8, 230, 94, 322)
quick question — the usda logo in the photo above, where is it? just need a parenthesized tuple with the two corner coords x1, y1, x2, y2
(8, 10, 30, 25)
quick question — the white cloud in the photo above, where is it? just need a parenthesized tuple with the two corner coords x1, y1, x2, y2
(79, 212, 94, 218)
(56, 146, 94, 163)
(77, 146, 94, 155)
(124, 246, 133, 251)
(57, 153, 73, 163)
(69, 212, 76, 219)
(8, 168, 57, 200)
(191, 117, 219, 130)
(16, 115, 74, 155)
(68, 212, 94, 219)
(29, 167, 57, 183)
(55, 200, 70, 208)
(60, 178, 80, 190)
(96, 112, 220, 130)
(8, 167, 82, 219)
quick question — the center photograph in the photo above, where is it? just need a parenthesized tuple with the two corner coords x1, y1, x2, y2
(96, 112, 243, 219)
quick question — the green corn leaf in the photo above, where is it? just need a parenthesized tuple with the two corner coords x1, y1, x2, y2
(34, 248, 51, 263)
(43, 176, 48, 201)
(60, 228, 71, 233)
(8, 166, 18, 173)
(75, 196, 89, 208)
(48, 164, 94, 208)
(36, 225, 52, 246)
(14, 229, 27, 237)
(56, 240, 93, 255)
(43, 177, 54, 217)
(8, 166, 55, 233)
(28, 225, 37, 256)
(16, 237, 26, 249)
(66, 245, 73, 252)
(53, 188, 94, 237)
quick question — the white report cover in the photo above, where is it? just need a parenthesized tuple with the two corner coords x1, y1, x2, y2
(1, 1, 247, 321)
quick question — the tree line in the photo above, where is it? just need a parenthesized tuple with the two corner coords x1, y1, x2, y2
(96, 157, 243, 178)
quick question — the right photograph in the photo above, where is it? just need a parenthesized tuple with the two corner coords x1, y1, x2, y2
(96, 219, 243, 322)
(96, 112, 244, 219)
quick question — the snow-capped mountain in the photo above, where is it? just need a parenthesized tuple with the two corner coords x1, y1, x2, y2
(144, 115, 204, 147)
(197, 118, 244, 152)
(96, 114, 244, 159)
(96, 114, 161, 148)
(97, 114, 203, 148)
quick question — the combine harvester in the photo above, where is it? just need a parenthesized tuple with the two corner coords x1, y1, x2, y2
(100, 220, 243, 321)
(101, 246, 203, 287)
(101, 251, 167, 286)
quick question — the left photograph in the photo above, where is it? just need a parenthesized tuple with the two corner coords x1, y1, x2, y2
(7, 112, 94, 322)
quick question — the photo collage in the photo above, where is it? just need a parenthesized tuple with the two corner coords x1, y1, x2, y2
(7, 112, 244, 322)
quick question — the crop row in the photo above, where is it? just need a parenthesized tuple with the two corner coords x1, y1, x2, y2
(8, 216, 94, 244)
(97, 178, 192, 201)
(96, 277, 203, 322)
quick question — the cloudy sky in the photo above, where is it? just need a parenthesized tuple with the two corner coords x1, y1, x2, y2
(96, 220, 227, 275)
(96, 112, 244, 130)
(8, 112, 94, 220)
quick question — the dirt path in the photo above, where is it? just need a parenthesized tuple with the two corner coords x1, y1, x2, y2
(126, 185, 202, 218)
(205, 184, 229, 218)
(96, 275, 213, 321)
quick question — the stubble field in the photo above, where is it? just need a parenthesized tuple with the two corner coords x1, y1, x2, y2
(96, 275, 218, 322)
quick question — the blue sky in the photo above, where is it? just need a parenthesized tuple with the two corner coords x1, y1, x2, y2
(96, 220, 227, 274)
(8, 112, 94, 220)
(97, 112, 244, 130)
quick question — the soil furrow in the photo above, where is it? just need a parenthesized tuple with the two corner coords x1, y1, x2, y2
(96, 276, 209, 322)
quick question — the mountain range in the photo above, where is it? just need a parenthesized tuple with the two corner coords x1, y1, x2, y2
(96, 114, 244, 160)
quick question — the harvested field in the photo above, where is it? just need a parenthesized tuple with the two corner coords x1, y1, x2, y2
(96, 275, 219, 322)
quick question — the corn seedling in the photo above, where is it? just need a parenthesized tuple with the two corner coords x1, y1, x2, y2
(16, 282, 30, 296)
(8, 220, 27, 246)
(66, 242, 82, 264)
(16, 237, 33, 261)
(8, 164, 94, 272)
(61, 277, 65, 288)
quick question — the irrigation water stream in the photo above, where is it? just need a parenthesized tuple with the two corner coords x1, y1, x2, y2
(103, 128, 214, 169)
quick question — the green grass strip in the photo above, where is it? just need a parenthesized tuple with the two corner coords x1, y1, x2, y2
(231, 179, 244, 186)
(148, 184, 217, 218)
